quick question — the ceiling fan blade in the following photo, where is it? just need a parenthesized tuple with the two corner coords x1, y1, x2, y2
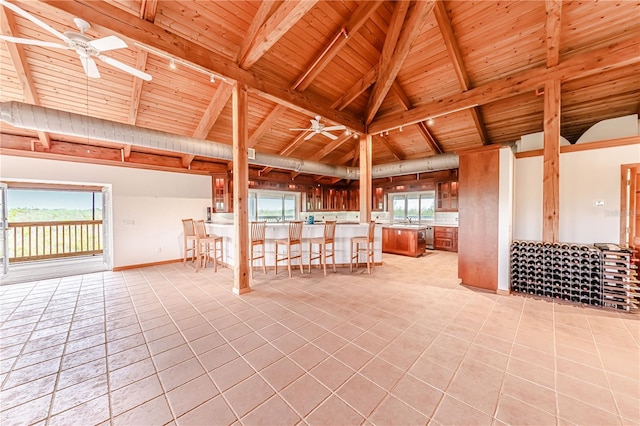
(289, 127, 311, 131)
(321, 131, 338, 140)
(304, 132, 315, 141)
(79, 56, 100, 79)
(323, 125, 346, 131)
(89, 35, 127, 52)
(0, 35, 69, 49)
(98, 54, 152, 81)
(0, 0, 70, 43)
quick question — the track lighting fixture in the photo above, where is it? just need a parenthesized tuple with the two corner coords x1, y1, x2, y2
(136, 43, 227, 84)
(169, 58, 176, 70)
(427, 118, 434, 126)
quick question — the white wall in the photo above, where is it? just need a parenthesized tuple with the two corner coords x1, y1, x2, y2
(513, 156, 543, 240)
(497, 147, 514, 291)
(559, 144, 639, 244)
(514, 144, 640, 244)
(0, 156, 211, 268)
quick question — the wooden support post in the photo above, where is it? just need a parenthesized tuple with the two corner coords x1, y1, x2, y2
(232, 83, 250, 295)
(359, 134, 372, 224)
(543, 79, 560, 242)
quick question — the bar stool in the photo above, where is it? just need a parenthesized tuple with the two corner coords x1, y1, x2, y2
(194, 220, 223, 272)
(308, 220, 337, 276)
(250, 221, 267, 278)
(182, 219, 197, 265)
(350, 221, 376, 274)
(275, 221, 304, 278)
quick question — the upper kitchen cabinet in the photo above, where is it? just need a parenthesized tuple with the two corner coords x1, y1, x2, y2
(436, 180, 459, 212)
(212, 174, 231, 212)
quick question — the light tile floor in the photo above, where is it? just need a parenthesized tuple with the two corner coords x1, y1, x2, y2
(0, 251, 638, 425)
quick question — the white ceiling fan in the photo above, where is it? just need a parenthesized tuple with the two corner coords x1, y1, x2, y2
(0, 0, 152, 81)
(290, 115, 346, 140)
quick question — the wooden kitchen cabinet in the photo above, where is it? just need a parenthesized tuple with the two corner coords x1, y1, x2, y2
(436, 181, 459, 211)
(434, 226, 458, 252)
(382, 227, 427, 257)
(212, 175, 230, 212)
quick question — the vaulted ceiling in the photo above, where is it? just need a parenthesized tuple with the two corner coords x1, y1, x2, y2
(1, 0, 638, 180)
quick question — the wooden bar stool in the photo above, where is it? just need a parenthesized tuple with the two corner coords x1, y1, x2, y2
(194, 220, 223, 272)
(250, 221, 267, 278)
(350, 221, 376, 274)
(308, 220, 337, 276)
(182, 219, 197, 265)
(275, 221, 304, 278)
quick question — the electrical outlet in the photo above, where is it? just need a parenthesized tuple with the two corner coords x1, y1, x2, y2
(157, 247, 162, 253)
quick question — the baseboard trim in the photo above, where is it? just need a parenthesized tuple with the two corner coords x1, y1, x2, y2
(496, 289, 511, 296)
(113, 258, 182, 271)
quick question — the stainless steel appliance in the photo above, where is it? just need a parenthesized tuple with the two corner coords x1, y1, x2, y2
(424, 226, 434, 250)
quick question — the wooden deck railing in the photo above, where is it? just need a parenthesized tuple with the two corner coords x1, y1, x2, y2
(8, 220, 103, 262)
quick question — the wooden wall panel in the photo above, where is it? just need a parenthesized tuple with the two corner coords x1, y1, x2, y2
(458, 147, 500, 291)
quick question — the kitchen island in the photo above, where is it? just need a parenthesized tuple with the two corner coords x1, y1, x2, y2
(205, 222, 382, 269)
(382, 225, 429, 257)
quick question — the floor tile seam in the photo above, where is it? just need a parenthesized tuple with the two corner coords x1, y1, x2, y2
(490, 291, 531, 422)
(0, 282, 50, 329)
(433, 294, 508, 420)
(141, 266, 302, 423)
(0, 279, 68, 397)
(118, 269, 185, 424)
(45, 273, 102, 423)
(581, 308, 628, 421)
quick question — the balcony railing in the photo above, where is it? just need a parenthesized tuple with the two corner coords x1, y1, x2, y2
(7, 220, 103, 262)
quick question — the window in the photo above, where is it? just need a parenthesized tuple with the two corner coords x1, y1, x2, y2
(390, 191, 434, 222)
(7, 189, 103, 222)
(249, 190, 299, 222)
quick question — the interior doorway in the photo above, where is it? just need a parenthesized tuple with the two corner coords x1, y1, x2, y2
(620, 163, 639, 269)
(0, 180, 113, 285)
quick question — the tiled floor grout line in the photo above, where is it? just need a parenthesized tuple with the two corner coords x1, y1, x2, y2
(143, 265, 301, 424)
(583, 305, 628, 422)
(113, 269, 177, 424)
(0, 277, 64, 419)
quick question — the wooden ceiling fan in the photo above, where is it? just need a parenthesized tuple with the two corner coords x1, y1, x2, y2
(290, 115, 346, 140)
(0, 0, 152, 81)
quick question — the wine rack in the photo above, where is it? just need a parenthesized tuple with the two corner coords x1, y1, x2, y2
(596, 244, 639, 312)
(509, 241, 640, 312)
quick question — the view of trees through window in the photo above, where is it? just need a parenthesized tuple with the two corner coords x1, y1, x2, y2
(391, 191, 435, 222)
(8, 189, 103, 222)
(249, 191, 298, 222)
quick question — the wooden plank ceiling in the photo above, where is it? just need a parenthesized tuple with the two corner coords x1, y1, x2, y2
(0, 0, 638, 181)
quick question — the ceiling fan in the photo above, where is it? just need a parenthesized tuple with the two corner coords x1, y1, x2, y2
(290, 115, 346, 140)
(0, 0, 152, 81)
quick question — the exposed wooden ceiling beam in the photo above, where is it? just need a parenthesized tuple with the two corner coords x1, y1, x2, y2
(192, 83, 234, 139)
(416, 122, 443, 155)
(365, 0, 435, 125)
(238, 0, 318, 70)
(248, 104, 287, 148)
(1, 134, 228, 176)
(127, 49, 148, 125)
(122, 144, 131, 161)
(238, 1, 277, 63)
(1, 6, 50, 150)
(40, 0, 364, 133)
(335, 145, 357, 166)
(290, 132, 352, 178)
(392, 81, 444, 154)
(545, 0, 563, 68)
(377, 136, 405, 161)
(181, 154, 195, 168)
(433, 0, 488, 145)
(292, 0, 384, 91)
(331, 66, 378, 111)
(369, 34, 640, 134)
(260, 131, 309, 176)
(139, 0, 158, 22)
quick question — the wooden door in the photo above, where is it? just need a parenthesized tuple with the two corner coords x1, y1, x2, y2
(621, 164, 639, 269)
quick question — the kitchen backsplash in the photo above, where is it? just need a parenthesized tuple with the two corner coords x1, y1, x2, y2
(434, 211, 459, 224)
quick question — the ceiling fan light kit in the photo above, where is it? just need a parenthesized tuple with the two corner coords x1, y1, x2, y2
(0, 0, 152, 81)
(289, 115, 347, 140)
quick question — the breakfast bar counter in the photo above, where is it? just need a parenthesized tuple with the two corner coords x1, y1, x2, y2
(205, 222, 382, 268)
